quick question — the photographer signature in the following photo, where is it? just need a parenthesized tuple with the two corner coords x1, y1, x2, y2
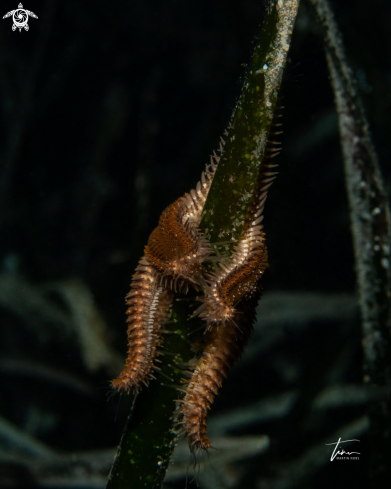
(325, 437, 360, 461)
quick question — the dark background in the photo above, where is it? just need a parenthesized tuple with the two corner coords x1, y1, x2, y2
(0, 0, 389, 487)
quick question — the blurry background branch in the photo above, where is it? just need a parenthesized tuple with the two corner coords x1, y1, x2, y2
(309, 0, 391, 484)
(1, 289, 379, 487)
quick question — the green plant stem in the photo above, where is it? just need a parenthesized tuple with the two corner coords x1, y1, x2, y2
(107, 303, 195, 489)
(107, 1, 299, 488)
(201, 0, 300, 245)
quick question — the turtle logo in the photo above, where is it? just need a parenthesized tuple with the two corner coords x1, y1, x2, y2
(3, 3, 38, 32)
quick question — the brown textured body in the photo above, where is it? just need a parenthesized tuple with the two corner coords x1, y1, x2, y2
(111, 257, 174, 393)
(218, 240, 268, 306)
(192, 229, 268, 327)
(144, 159, 218, 292)
(145, 197, 210, 291)
(178, 283, 262, 450)
(193, 133, 279, 327)
(112, 158, 219, 393)
(199, 237, 268, 326)
(148, 199, 197, 262)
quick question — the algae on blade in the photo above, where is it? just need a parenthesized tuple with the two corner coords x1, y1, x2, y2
(202, 0, 300, 247)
